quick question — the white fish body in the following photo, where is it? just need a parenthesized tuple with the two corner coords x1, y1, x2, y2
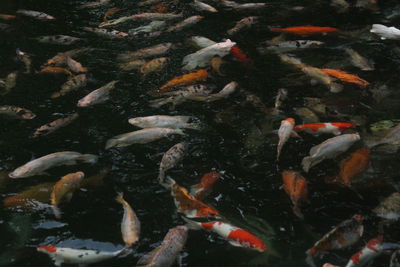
(37, 245, 125, 267)
(277, 118, 295, 160)
(9, 152, 98, 178)
(167, 16, 204, 32)
(77, 80, 118, 107)
(182, 39, 236, 71)
(186, 36, 216, 49)
(105, 128, 185, 149)
(16, 9, 55, 21)
(370, 24, 400, 40)
(191, 0, 218, 13)
(302, 133, 360, 172)
(128, 115, 201, 130)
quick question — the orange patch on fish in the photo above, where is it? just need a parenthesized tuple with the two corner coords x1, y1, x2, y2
(38, 245, 57, 253)
(0, 14, 16, 20)
(152, 3, 168, 13)
(159, 69, 208, 92)
(172, 183, 219, 218)
(192, 171, 221, 198)
(230, 46, 254, 68)
(294, 123, 327, 132)
(228, 229, 267, 251)
(282, 170, 308, 218)
(37, 66, 73, 77)
(319, 68, 369, 87)
(336, 147, 370, 185)
(270, 26, 339, 35)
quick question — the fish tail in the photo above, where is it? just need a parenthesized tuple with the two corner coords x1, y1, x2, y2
(185, 122, 204, 131)
(301, 156, 312, 173)
(52, 205, 63, 219)
(115, 192, 124, 204)
(181, 216, 202, 230)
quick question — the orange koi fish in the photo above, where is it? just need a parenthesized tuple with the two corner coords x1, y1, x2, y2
(168, 178, 220, 219)
(159, 69, 208, 92)
(294, 122, 356, 136)
(281, 170, 308, 219)
(0, 14, 17, 20)
(230, 46, 253, 68)
(270, 26, 339, 36)
(190, 171, 221, 199)
(335, 147, 370, 185)
(319, 68, 369, 87)
(37, 66, 73, 77)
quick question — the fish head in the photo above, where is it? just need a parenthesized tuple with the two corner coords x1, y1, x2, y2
(77, 97, 90, 107)
(17, 108, 36, 119)
(352, 214, 364, 223)
(37, 245, 57, 254)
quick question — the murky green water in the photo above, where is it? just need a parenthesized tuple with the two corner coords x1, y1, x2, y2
(1, 0, 400, 266)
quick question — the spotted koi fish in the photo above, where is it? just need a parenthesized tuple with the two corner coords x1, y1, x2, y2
(159, 69, 208, 92)
(294, 122, 356, 136)
(190, 171, 221, 199)
(270, 26, 339, 35)
(306, 215, 364, 258)
(184, 218, 267, 252)
(37, 245, 127, 267)
(167, 178, 220, 219)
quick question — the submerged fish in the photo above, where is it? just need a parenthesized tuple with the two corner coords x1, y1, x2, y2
(116, 192, 140, 247)
(118, 59, 146, 71)
(103, 7, 120, 21)
(99, 12, 182, 28)
(37, 245, 126, 267)
(135, 225, 188, 267)
(117, 43, 173, 62)
(128, 21, 166, 36)
(191, 0, 218, 13)
(370, 24, 400, 40)
(345, 48, 374, 71)
(77, 0, 111, 9)
(32, 114, 79, 138)
(16, 10, 55, 21)
(306, 215, 364, 258)
(0, 105, 36, 120)
(335, 147, 370, 186)
(158, 142, 188, 184)
(184, 218, 267, 251)
(227, 16, 258, 36)
(77, 80, 118, 107)
(281, 170, 308, 219)
(167, 178, 220, 219)
(1, 71, 17, 95)
(51, 74, 87, 98)
(190, 171, 221, 199)
(271, 26, 339, 35)
(294, 122, 356, 136)
(211, 56, 225, 76)
(105, 128, 185, 149)
(128, 115, 201, 130)
(0, 14, 17, 21)
(37, 66, 73, 77)
(83, 27, 129, 39)
(51, 171, 84, 218)
(368, 123, 400, 148)
(277, 118, 296, 160)
(159, 69, 208, 92)
(16, 49, 32, 73)
(182, 39, 236, 71)
(35, 35, 82, 45)
(9, 151, 98, 178)
(220, 0, 267, 11)
(140, 57, 169, 77)
(186, 36, 216, 49)
(167, 16, 204, 32)
(373, 192, 400, 220)
(302, 133, 360, 172)
(319, 68, 370, 87)
(259, 40, 324, 53)
(3, 183, 54, 209)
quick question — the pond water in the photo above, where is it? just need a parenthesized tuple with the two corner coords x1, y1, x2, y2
(1, 0, 400, 266)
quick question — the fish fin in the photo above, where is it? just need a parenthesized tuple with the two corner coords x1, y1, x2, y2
(52, 205, 63, 219)
(228, 240, 243, 247)
(136, 247, 162, 266)
(181, 216, 202, 230)
(301, 156, 312, 173)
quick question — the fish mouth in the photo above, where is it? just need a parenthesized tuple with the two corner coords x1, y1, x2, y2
(8, 172, 17, 178)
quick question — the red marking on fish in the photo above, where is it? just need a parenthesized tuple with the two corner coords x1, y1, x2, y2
(270, 26, 339, 35)
(201, 221, 217, 229)
(230, 46, 254, 68)
(228, 229, 267, 251)
(38, 245, 57, 253)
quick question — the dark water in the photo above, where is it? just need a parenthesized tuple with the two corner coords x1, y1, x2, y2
(1, 0, 400, 266)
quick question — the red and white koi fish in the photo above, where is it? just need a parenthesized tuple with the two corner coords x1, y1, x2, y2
(167, 178, 220, 219)
(277, 118, 297, 160)
(346, 236, 400, 267)
(306, 215, 364, 259)
(294, 122, 356, 136)
(184, 218, 267, 252)
(37, 245, 127, 267)
(190, 171, 221, 199)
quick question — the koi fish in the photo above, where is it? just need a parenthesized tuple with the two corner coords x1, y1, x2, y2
(306, 215, 364, 258)
(158, 142, 188, 184)
(77, 80, 118, 107)
(0, 14, 16, 21)
(34, 35, 82, 45)
(1, 72, 17, 95)
(135, 226, 188, 267)
(128, 115, 202, 130)
(117, 43, 173, 62)
(370, 24, 400, 40)
(270, 26, 339, 35)
(319, 68, 370, 87)
(167, 16, 204, 32)
(3, 183, 54, 209)
(259, 40, 324, 53)
(277, 118, 296, 160)
(346, 236, 383, 267)
(335, 147, 370, 186)
(281, 170, 308, 219)
(220, 0, 267, 11)
(83, 27, 129, 39)
(345, 48, 374, 71)
(302, 133, 360, 172)
(190, 171, 221, 199)
(118, 60, 146, 72)
(368, 123, 400, 148)
(186, 36, 216, 49)
(167, 178, 220, 219)
(191, 0, 218, 12)
(184, 218, 267, 252)
(37, 245, 126, 267)
(16, 9, 55, 21)
(140, 57, 169, 77)
(51, 74, 87, 98)
(9, 151, 98, 178)
(99, 12, 182, 28)
(51, 172, 84, 218)
(103, 7, 120, 21)
(37, 66, 73, 77)
(116, 192, 141, 247)
(32, 114, 79, 138)
(294, 122, 356, 136)
(77, 0, 111, 9)
(373, 192, 400, 220)
(182, 39, 236, 71)
(128, 21, 166, 36)
(159, 69, 208, 92)
(0, 105, 36, 120)
(105, 128, 185, 149)
(230, 46, 253, 67)
(16, 48, 32, 73)
(227, 16, 258, 36)
(211, 56, 225, 76)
